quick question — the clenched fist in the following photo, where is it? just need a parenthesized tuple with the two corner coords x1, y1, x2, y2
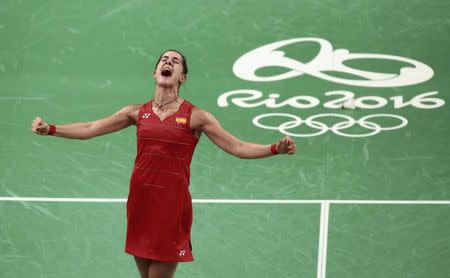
(31, 117, 50, 135)
(276, 136, 297, 155)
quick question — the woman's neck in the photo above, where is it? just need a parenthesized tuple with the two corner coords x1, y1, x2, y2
(152, 85, 180, 111)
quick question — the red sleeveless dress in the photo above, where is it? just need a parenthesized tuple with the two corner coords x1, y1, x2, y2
(125, 100, 199, 262)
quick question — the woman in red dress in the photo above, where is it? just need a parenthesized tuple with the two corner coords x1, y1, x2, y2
(31, 50, 296, 278)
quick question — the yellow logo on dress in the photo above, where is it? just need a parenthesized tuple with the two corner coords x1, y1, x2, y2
(175, 117, 187, 124)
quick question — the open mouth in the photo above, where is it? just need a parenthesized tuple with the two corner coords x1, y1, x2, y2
(161, 67, 173, 77)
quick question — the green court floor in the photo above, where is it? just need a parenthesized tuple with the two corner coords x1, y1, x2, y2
(1, 0, 449, 277)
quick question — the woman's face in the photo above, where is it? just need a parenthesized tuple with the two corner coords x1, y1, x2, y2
(154, 51, 186, 88)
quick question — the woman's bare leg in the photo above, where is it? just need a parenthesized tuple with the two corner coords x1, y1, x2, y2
(134, 256, 152, 278)
(148, 260, 178, 278)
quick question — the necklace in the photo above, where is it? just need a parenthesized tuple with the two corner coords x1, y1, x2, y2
(152, 96, 179, 110)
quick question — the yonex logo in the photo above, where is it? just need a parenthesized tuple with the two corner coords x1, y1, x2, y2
(142, 113, 151, 119)
(178, 250, 186, 256)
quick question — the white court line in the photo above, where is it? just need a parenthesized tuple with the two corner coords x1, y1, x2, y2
(0, 197, 127, 203)
(330, 200, 450, 205)
(1, 196, 449, 278)
(0, 97, 48, 101)
(317, 201, 330, 278)
(0, 197, 449, 204)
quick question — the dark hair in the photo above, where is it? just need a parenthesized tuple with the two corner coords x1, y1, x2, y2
(154, 49, 188, 75)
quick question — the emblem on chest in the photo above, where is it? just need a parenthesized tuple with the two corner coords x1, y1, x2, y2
(142, 113, 151, 119)
(176, 117, 187, 125)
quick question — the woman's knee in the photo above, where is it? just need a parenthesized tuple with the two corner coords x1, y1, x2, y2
(148, 260, 178, 278)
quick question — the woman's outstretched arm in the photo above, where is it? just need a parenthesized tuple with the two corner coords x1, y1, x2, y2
(31, 104, 140, 140)
(191, 108, 296, 159)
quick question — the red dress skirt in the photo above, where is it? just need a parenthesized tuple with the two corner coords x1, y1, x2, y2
(125, 100, 199, 262)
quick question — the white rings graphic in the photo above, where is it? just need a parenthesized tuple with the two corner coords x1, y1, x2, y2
(252, 113, 408, 138)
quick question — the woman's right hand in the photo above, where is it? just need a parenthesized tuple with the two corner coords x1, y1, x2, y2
(31, 117, 50, 135)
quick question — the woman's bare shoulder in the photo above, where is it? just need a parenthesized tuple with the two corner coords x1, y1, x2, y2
(191, 106, 217, 129)
(119, 104, 143, 124)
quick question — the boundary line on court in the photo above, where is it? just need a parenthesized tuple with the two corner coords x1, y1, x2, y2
(0, 197, 449, 204)
(317, 201, 329, 278)
(1, 197, 449, 278)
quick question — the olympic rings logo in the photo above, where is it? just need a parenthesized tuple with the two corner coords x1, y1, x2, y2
(252, 113, 408, 138)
